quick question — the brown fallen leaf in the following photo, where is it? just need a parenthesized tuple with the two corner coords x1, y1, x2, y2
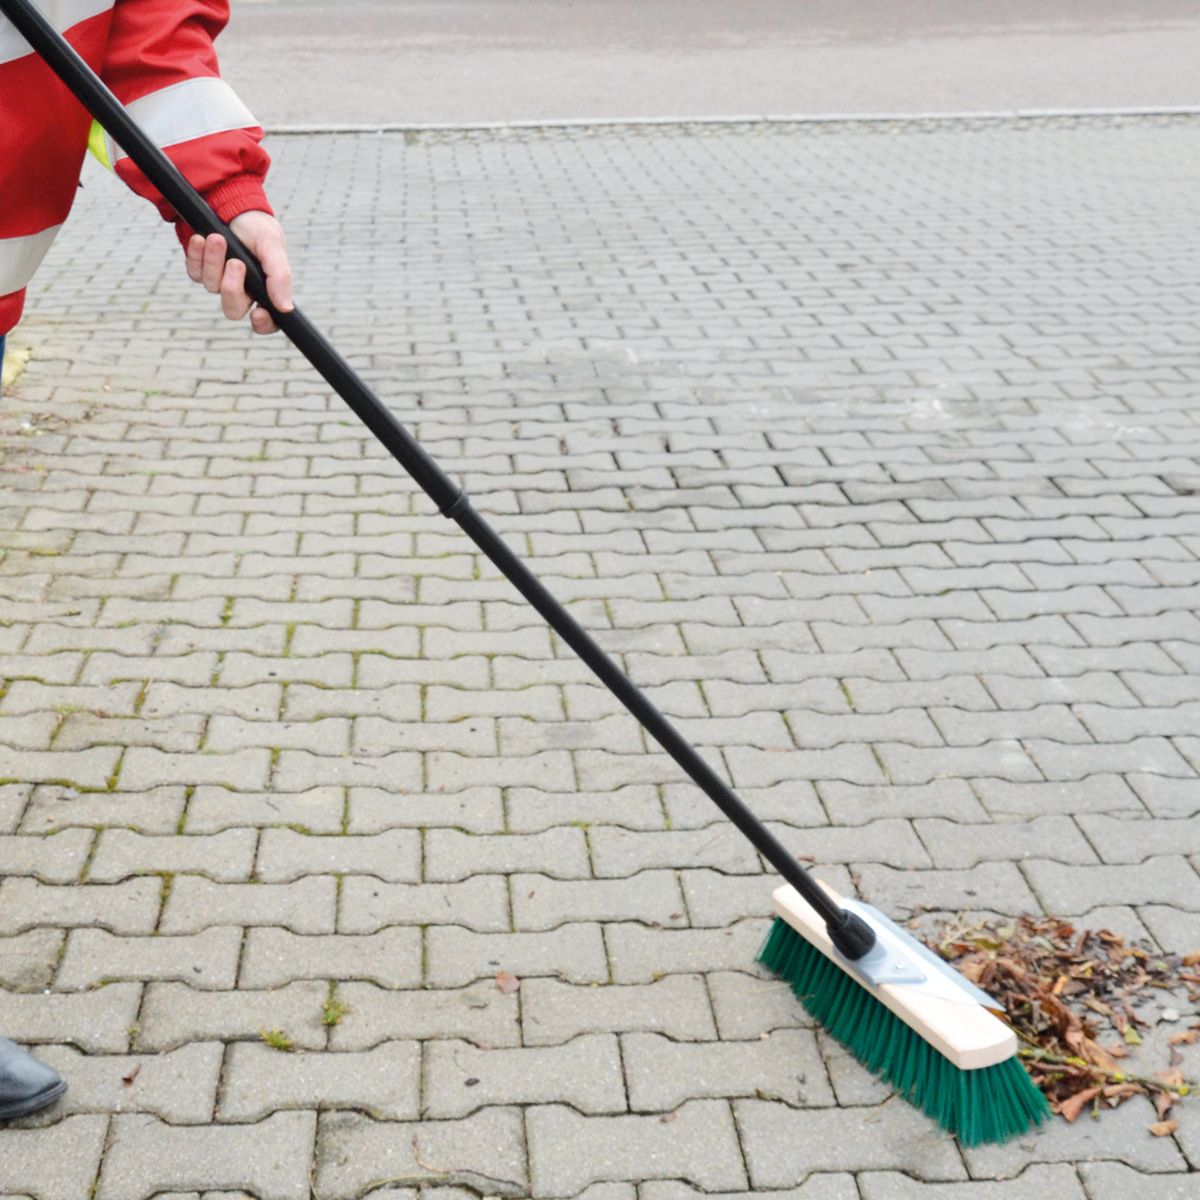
(121, 1065, 141, 1087)
(495, 971, 520, 994)
(1148, 1119, 1180, 1137)
(1168, 1029, 1199, 1046)
(1056, 1086, 1102, 1122)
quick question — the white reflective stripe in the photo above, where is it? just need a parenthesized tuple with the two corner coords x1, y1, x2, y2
(0, 0, 112, 66)
(0, 226, 62, 295)
(108, 77, 258, 163)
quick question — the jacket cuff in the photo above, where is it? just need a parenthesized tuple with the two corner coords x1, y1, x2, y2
(203, 174, 274, 223)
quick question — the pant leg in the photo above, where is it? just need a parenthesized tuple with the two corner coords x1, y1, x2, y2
(0, 333, 6, 398)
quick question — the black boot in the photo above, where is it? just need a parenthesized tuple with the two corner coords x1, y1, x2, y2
(0, 1039, 66, 1120)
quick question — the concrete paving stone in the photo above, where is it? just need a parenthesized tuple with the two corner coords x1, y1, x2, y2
(875, 741, 1042, 786)
(257, 827, 420, 882)
(724, 743, 886, 788)
(58, 926, 242, 991)
(424, 1032, 625, 1118)
(700, 677, 848, 719)
(329, 982, 520, 1050)
(629, 649, 772, 687)
(735, 1097, 967, 1186)
(18, 785, 184, 833)
(765, 818, 932, 868)
(505, 784, 665, 833)
(1078, 1163, 1200, 1200)
(0, 651, 85, 686)
(0, 877, 161, 934)
(0, 711, 68, 751)
(855, 862, 1040, 918)
(273, 747, 423, 791)
(914, 815, 1098, 869)
(640, 1178, 858, 1200)
(339, 875, 509, 933)
(0, 828, 92, 882)
(662, 779, 825, 831)
(217, 651, 353, 687)
(0, 783, 29, 833)
(424, 826, 590, 882)
(140, 682, 282, 720)
(606, 918, 771, 984)
(859, 1164, 1087, 1199)
(240, 927, 421, 988)
(497, 711, 644, 755)
(522, 973, 717, 1047)
(930, 704, 1092, 746)
(219, 1040, 419, 1122)
(348, 785, 505, 833)
(623, 1028, 833, 1111)
(1078, 702, 1200, 742)
(118, 747, 272, 791)
(784, 707, 944, 749)
(315, 1108, 526, 1199)
(160, 875, 337, 934)
(0, 746, 121, 788)
(356, 654, 490, 689)
(680, 867, 849, 929)
(528, 1099, 745, 1194)
(974, 775, 1144, 818)
(1, 680, 142, 717)
(89, 829, 256, 883)
(184, 786, 346, 833)
(818, 779, 988, 825)
(842, 674, 996, 715)
(285, 682, 422, 723)
(97, 1110, 317, 1200)
(0, 1114, 107, 1200)
(1077, 814, 1200, 864)
(33, 1041, 222, 1124)
(1121, 671, 1200, 706)
(426, 749, 574, 791)
(205, 715, 352, 754)
(1072, 611, 1200, 647)
(80, 652, 217, 687)
(981, 671, 1138, 710)
(55, 712, 205, 754)
(134, 981, 328, 1052)
(1138, 905, 1200, 956)
(427, 683, 562, 722)
(892, 645, 1042, 680)
(1030, 642, 1183, 678)
(355, 714, 496, 756)
(426, 922, 607, 987)
(1026, 855, 1200, 912)
(704, 969, 815, 1040)
(962, 1091, 1185, 1175)
(0, 982, 141, 1051)
(0, 927, 64, 989)
(1127, 774, 1200, 819)
(589, 825, 762, 877)
(511, 870, 685, 932)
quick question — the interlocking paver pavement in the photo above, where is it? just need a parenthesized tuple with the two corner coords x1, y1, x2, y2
(2, 113, 1200, 1194)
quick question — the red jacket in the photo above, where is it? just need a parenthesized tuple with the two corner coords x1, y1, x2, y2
(0, 0, 272, 335)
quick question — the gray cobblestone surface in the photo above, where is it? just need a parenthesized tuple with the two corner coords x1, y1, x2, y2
(3, 114, 1200, 1193)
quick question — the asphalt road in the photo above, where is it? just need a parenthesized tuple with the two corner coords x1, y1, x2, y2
(221, 0, 1200, 126)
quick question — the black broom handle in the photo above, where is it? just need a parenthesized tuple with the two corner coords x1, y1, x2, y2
(6, 0, 876, 958)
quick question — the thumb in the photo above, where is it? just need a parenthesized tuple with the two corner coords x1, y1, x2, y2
(257, 233, 294, 313)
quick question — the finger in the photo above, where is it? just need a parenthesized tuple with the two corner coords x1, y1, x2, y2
(220, 259, 253, 321)
(249, 305, 278, 336)
(258, 237, 294, 312)
(201, 233, 226, 293)
(185, 235, 205, 283)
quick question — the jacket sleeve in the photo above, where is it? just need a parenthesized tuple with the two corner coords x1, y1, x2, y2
(98, 0, 273, 241)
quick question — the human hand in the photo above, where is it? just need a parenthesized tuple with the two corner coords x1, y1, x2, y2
(185, 210, 293, 335)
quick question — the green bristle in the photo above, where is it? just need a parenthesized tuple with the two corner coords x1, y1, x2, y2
(758, 916, 1050, 1146)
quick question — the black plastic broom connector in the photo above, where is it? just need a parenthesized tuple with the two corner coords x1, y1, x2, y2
(827, 908, 877, 961)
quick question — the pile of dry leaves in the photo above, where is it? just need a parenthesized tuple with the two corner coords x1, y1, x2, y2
(929, 914, 1200, 1132)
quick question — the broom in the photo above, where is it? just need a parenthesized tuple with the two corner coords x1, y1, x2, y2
(4, 0, 1049, 1146)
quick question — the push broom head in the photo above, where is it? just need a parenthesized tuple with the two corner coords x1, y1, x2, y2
(760, 882, 1050, 1146)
